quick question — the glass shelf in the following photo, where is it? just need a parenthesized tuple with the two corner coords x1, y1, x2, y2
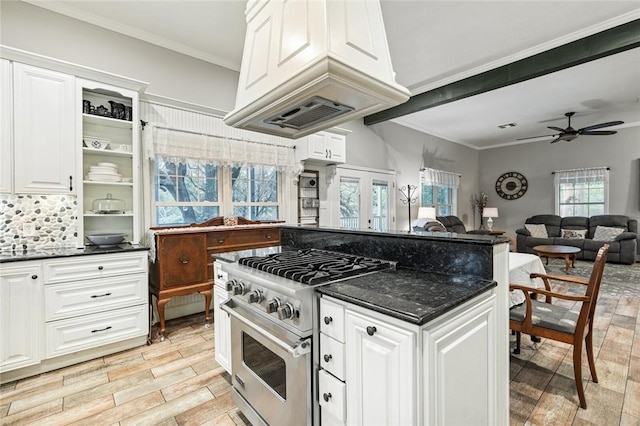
(82, 113, 133, 129)
(83, 180, 133, 187)
(82, 147, 133, 158)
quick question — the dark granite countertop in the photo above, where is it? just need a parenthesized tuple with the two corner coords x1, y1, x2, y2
(0, 244, 149, 263)
(317, 267, 496, 326)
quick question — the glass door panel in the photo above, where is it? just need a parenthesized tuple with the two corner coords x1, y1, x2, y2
(371, 180, 389, 231)
(340, 177, 360, 229)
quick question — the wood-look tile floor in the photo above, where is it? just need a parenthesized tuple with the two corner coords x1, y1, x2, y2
(1, 281, 638, 425)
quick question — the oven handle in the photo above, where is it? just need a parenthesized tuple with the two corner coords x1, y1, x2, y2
(221, 300, 311, 358)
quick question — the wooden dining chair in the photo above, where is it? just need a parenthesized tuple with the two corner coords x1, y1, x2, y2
(509, 244, 609, 409)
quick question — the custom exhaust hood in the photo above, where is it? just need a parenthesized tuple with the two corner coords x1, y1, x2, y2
(223, 0, 410, 139)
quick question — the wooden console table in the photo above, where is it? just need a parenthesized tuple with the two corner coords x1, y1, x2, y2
(148, 217, 281, 340)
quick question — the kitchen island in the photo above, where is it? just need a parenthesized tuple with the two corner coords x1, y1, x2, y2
(215, 225, 510, 426)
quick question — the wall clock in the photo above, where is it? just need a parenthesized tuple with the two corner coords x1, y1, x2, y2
(495, 171, 528, 200)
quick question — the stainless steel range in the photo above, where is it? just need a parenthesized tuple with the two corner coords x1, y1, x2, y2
(220, 248, 394, 426)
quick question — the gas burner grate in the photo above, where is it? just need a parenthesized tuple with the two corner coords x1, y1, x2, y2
(239, 249, 392, 284)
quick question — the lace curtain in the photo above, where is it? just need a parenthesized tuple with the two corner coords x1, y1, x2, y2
(143, 122, 302, 176)
(553, 166, 609, 185)
(420, 167, 461, 188)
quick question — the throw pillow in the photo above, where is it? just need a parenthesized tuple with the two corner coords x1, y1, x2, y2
(593, 225, 624, 241)
(525, 223, 548, 238)
(561, 229, 587, 239)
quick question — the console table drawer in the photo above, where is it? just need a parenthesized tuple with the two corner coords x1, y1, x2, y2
(45, 274, 147, 321)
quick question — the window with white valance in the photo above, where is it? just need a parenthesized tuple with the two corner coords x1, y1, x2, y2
(554, 166, 609, 216)
(420, 168, 460, 215)
(141, 104, 301, 226)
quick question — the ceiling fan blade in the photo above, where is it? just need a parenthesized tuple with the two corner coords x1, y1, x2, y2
(581, 130, 617, 136)
(547, 126, 565, 132)
(579, 120, 624, 132)
(516, 134, 557, 141)
(550, 137, 563, 144)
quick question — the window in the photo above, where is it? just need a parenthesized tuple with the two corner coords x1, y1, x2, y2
(420, 168, 460, 216)
(154, 157, 280, 227)
(554, 167, 609, 217)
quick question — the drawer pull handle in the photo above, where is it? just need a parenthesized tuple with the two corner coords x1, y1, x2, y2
(366, 326, 377, 336)
(266, 234, 272, 239)
(91, 292, 112, 298)
(180, 256, 189, 264)
(217, 274, 224, 279)
(98, 266, 104, 270)
(323, 392, 332, 402)
(91, 326, 112, 333)
(323, 354, 332, 362)
(31, 275, 38, 280)
(218, 238, 225, 244)
(323, 316, 333, 325)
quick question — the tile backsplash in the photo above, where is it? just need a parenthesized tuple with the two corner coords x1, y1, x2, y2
(0, 194, 78, 252)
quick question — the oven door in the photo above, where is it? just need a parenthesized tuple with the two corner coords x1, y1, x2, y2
(221, 299, 312, 426)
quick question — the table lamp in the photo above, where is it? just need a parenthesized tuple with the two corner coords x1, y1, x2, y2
(482, 207, 498, 231)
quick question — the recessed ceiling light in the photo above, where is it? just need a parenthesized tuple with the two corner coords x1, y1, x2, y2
(498, 123, 517, 129)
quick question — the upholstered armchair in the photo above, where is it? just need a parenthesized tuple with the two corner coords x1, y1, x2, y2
(436, 216, 491, 235)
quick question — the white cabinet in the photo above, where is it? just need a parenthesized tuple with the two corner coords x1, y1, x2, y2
(422, 294, 497, 426)
(0, 59, 12, 194)
(0, 262, 43, 372)
(319, 296, 416, 426)
(13, 63, 75, 194)
(295, 131, 346, 164)
(213, 262, 231, 373)
(76, 79, 142, 247)
(344, 309, 416, 426)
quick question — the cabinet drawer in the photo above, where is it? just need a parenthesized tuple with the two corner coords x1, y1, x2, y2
(43, 252, 147, 284)
(321, 333, 345, 381)
(225, 228, 280, 246)
(319, 369, 346, 421)
(45, 274, 147, 321)
(213, 262, 228, 288)
(320, 297, 345, 342)
(45, 304, 148, 359)
(158, 233, 207, 288)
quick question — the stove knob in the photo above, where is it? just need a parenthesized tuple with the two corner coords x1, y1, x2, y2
(225, 279, 236, 292)
(266, 298, 281, 314)
(277, 303, 294, 320)
(232, 281, 245, 295)
(248, 289, 263, 304)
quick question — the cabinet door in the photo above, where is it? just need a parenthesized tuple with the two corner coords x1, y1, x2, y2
(345, 309, 416, 426)
(0, 59, 12, 194)
(0, 264, 43, 372)
(308, 133, 328, 160)
(213, 286, 231, 373)
(13, 63, 75, 194)
(422, 295, 496, 426)
(326, 132, 346, 162)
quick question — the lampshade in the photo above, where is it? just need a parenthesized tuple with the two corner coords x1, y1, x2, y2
(482, 207, 499, 218)
(417, 207, 436, 219)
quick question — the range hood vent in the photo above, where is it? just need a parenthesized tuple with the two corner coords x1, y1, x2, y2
(224, 0, 410, 139)
(264, 97, 354, 130)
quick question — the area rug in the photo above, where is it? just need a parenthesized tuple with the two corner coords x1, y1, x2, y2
(542, 259, 640, 298)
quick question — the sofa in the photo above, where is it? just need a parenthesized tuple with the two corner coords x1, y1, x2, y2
(516, 214, 637, 264)
(437, 216, 491, 235)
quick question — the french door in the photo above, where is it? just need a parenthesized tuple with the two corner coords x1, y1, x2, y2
(331, 166, 395, 231)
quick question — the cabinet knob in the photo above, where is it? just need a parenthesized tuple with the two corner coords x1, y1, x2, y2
(179, 256, 189, 264)
(218, 238, 225, 244)
(323, 354, 332, 363)
(217, 274, 224, 279)
(323, 316, 333, 325)
(266, 234, 272, 239)
(98, 266, 104, 270)
(31, 275, 38, 280)
(366, 326, 377, 336)
(323, 392, 332, 402)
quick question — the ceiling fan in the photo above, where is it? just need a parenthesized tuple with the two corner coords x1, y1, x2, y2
(518, 112, 624, 143)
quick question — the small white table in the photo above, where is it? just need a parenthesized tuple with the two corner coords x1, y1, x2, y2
(508, 252, 546, 308)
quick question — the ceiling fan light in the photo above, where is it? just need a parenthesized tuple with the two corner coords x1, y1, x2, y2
(564, 134, 579, 141)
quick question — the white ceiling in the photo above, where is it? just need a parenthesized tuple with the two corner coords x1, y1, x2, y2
(23, 0, 640, 149)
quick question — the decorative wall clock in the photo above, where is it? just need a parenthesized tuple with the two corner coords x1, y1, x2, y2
(495, 171, 528, 200)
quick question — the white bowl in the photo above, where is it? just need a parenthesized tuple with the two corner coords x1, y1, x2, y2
(84, 137, 111, 150)
(86, 233, 127, 247)
(88, 173, 122, 182)
(89, 166, 118, 175)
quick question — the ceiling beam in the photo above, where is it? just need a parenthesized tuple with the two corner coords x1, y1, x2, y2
(364, 19, 640, 126)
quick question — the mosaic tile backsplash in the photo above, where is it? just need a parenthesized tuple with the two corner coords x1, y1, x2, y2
(1, 194, 78, 252)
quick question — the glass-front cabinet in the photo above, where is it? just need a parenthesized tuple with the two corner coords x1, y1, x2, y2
(76, 79, 142, 248)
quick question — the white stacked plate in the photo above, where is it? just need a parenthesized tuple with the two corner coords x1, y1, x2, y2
(88, 162, 122, 182)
